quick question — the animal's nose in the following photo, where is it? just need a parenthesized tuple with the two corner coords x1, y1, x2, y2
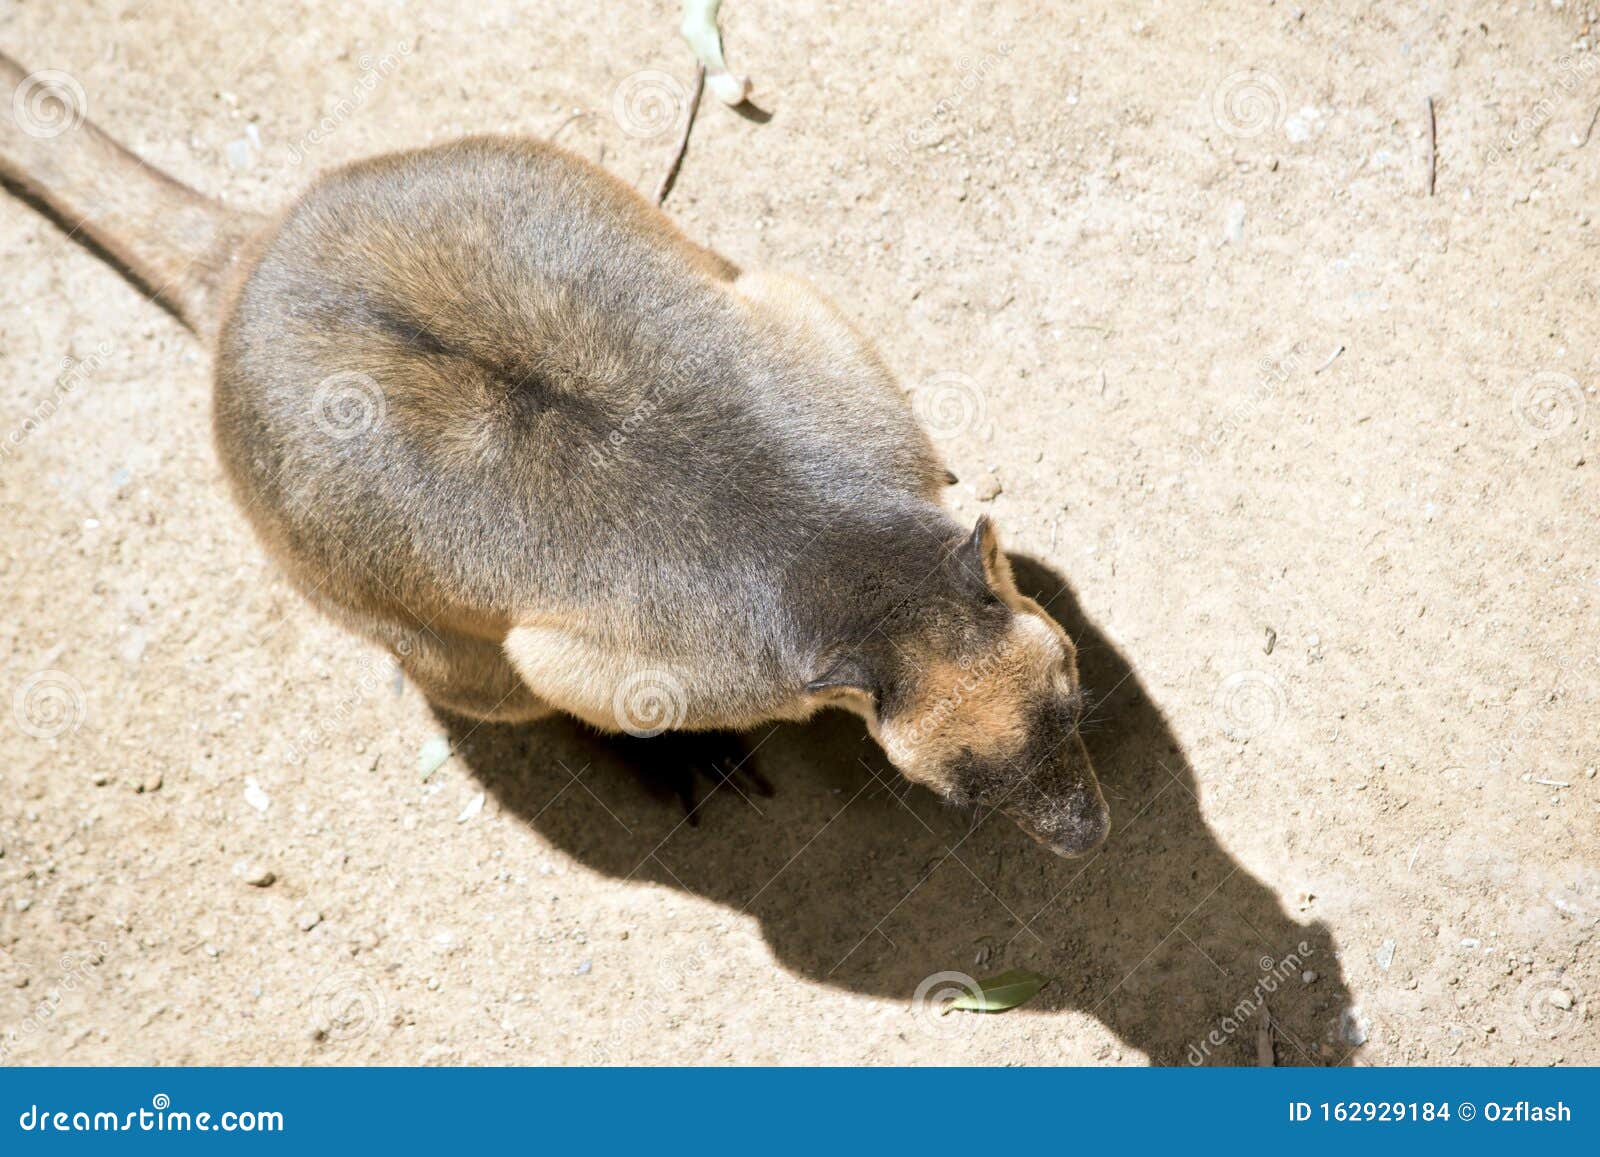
(1000, 784, 1110, 858)
(1055, 790, 1112, 857)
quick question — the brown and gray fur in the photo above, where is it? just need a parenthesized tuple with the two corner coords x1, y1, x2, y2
(0, 52, 1109, 856)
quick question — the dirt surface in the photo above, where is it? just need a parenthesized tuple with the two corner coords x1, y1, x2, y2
(2, 0, 1597, 1066)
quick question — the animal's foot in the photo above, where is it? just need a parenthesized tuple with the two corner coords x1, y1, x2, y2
(606, 729, 773, 824)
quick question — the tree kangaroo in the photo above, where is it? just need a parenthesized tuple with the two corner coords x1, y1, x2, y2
(0, 53, 1108, 856)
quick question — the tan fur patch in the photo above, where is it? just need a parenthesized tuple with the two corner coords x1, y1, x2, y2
(876, 607, 1070, 792)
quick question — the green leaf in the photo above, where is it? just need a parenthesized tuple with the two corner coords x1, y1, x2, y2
(941, 969, 1048, 1014)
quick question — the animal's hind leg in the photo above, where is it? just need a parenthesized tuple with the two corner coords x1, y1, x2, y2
(383, 624, 552, 723)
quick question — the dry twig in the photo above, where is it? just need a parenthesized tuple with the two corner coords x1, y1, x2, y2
(1425, 96, 1437, 196)
(655, 64, 706, 207)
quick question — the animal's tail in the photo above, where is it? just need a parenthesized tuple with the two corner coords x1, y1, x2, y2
(0, 52, 262, 341)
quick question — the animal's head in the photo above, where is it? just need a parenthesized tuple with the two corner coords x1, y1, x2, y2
(808, 517, 1110, 857)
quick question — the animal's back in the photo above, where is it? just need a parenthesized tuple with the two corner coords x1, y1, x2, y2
(214, 136, 942, 649)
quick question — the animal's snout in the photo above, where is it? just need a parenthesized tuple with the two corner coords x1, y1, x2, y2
(997, 734, 1110, 858)
(1009, 787, 1111, 858)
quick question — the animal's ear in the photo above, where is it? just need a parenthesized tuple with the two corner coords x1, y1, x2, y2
(805, 653, 874, 698)
(953, 515, 1017, 597)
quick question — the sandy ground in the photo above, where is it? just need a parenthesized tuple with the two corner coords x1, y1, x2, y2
(1, 0, 1596, 1066)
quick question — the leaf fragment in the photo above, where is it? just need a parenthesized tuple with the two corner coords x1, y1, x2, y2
(941, 969, 1048, 1014)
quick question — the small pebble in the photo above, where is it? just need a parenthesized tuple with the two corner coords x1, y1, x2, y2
(1301, 969, 1318, 984)
(1548, 988, 1574, 1011)
(974, 473, 1003, 502)
(456, 792, 485, 823)
(1223, 200, 1247, 245)
(139, 772, 163, 793)
(92, 772, 110, 786)
(244, 777, 270, 812)
(233, 859, 276, 887)
(296, 910, 324, 932)
(576, 959, 593, 976)
(1340, 1011, 1369, 1046)
(225, 137, 254, 171)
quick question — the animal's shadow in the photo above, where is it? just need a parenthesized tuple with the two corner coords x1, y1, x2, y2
(439, 554, 1354, 1065)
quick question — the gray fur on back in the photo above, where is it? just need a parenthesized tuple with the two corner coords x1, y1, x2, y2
(214, 136, 949, 714)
